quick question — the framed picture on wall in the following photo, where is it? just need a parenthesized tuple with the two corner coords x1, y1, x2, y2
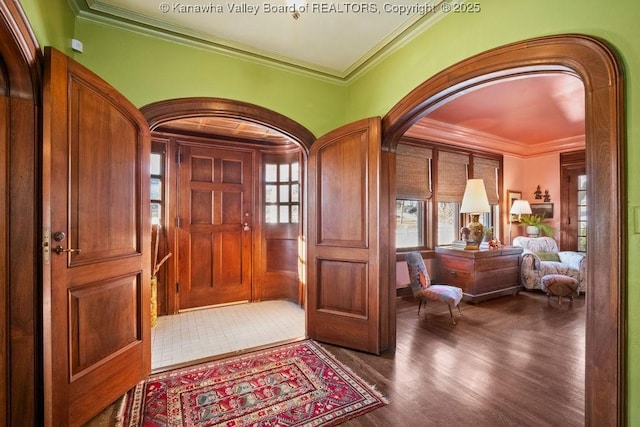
(531, 202, 554, 219)
(507, 189, 522, 222)
(507, 189, 521, 206)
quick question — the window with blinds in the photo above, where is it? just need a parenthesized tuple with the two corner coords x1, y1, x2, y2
(395, 143, 431, 249)
(396, 144, 432, 199)
(395, 142, 502, 250)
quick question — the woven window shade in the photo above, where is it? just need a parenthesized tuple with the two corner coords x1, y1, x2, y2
(396, 144, 432, 199)
(437, 151, 469, 202)
(473, 157, 500, 205)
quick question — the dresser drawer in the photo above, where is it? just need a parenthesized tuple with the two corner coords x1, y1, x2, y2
(437, 255, 472, 288)
(439, 267, 471, 288)
(438, 253, 472, 271)
(434, 246, 524, 303)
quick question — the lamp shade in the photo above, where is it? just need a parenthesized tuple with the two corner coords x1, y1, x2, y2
(460, 179, 490, 214)
(509, 199, 532, 215)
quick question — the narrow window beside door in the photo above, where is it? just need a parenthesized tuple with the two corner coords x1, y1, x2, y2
(265, 161, 299, 224)
(150, 150, 164, 224)
(577, 174, 587, 252)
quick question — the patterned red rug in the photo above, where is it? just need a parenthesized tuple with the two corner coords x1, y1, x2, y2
(117, 340, 387, 426)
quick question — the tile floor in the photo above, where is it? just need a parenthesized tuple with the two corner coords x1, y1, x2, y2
(151, 300, 306, 370)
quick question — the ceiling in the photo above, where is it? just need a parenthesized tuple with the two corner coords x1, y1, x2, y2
(157, 116, 294, 145)
(70, 1, 586, 155)
(406, 72, 586, 157)
(159, 73, 586, 156)
(69, 0, 449, 79)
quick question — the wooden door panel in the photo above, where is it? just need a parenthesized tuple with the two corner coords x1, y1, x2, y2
(69, 83, 139, 263)
(317, 135, 368, 246)
(308, 117, 383, 355)
(317, 259, 368, 316)
(43, 48, 150, 426)
(221, 192, 243, 223)
(178, 144, 252, 309)
(219, 231, 243, 282)
(69, 275, 140, 378)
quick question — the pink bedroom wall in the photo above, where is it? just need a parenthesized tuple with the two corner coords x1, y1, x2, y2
(503, 153, 561, 242)
(503, 155, 526, 243)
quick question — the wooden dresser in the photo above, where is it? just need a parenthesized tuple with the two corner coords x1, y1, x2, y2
(435, 246, 524, 303)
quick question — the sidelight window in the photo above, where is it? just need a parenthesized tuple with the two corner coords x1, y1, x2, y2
(150, 146, 164, 225)
(265, 161, 299, 224)
(577, 174, 587, 252)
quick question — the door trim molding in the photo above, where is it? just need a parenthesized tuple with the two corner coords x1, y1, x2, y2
(382, 34, 625, 426)
(0, 1, 42, 425)
(142, 98, 315, 315)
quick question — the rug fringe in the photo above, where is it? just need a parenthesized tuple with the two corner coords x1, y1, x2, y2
(306, 339, 390, 404)
(114, 390, 130, 427)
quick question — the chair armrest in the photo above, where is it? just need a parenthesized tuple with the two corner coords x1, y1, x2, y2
(521, 250, 541, 270)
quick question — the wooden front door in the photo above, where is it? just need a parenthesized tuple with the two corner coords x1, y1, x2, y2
(42, 48, 151, 426)
(307, 117, 386, 355)
(177, 143, 253, 309)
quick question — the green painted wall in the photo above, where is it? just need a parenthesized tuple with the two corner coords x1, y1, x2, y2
(71, 19, 345, 138)
(347, 1, 640, 423)
(19, 0, 74, 55)
(17, 0, 640, 423)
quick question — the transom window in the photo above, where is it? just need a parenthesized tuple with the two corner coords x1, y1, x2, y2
(265, 161, 299, 224)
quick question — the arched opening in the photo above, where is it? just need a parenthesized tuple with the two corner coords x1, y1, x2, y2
(142, 98, 315, 368)
(0, 2, 42, 423)
(382, 34, 625, 425)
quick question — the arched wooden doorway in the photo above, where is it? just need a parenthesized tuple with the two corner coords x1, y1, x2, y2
(0, 2, 42, 424)
(382, 34, 625, 426)
(142, 98, 315, 314)
(142, 97, 315, 151)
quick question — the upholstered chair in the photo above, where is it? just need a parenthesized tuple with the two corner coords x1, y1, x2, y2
(512, 236, 587, 292)
(405, 252, 463, 324)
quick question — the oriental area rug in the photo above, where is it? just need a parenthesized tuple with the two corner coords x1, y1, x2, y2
(117, 340, 387, 426)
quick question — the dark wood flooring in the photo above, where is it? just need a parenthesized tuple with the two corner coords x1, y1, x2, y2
(86, 290, 585, 426)
(327, 291, 585, 426)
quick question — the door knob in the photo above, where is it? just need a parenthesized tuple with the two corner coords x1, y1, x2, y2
(52, 231, 81, 254)
(54, 245, 81, 255)
(243, 223, 250, 231)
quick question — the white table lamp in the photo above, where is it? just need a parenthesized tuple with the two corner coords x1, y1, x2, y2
(508, 199, 532, 244)
(459, 179, 491, 249)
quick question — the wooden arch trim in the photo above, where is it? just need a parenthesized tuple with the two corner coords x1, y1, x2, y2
(0, 0, 42, 425)
(141, 97, 316, 152)
(382, 34, 625, 426)
(0, 0, 42, 99)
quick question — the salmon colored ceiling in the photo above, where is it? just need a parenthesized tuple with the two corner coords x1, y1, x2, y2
(405, 73, 586, 157)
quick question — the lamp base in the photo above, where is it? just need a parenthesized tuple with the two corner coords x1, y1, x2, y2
(467, 214, 484, 245)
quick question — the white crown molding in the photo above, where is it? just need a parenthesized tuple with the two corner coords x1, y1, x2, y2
(68, 0, 456, 84)
(345, 0, 453, 80)
(405, 118, 585, 158)
(75, 0, 347, 84)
